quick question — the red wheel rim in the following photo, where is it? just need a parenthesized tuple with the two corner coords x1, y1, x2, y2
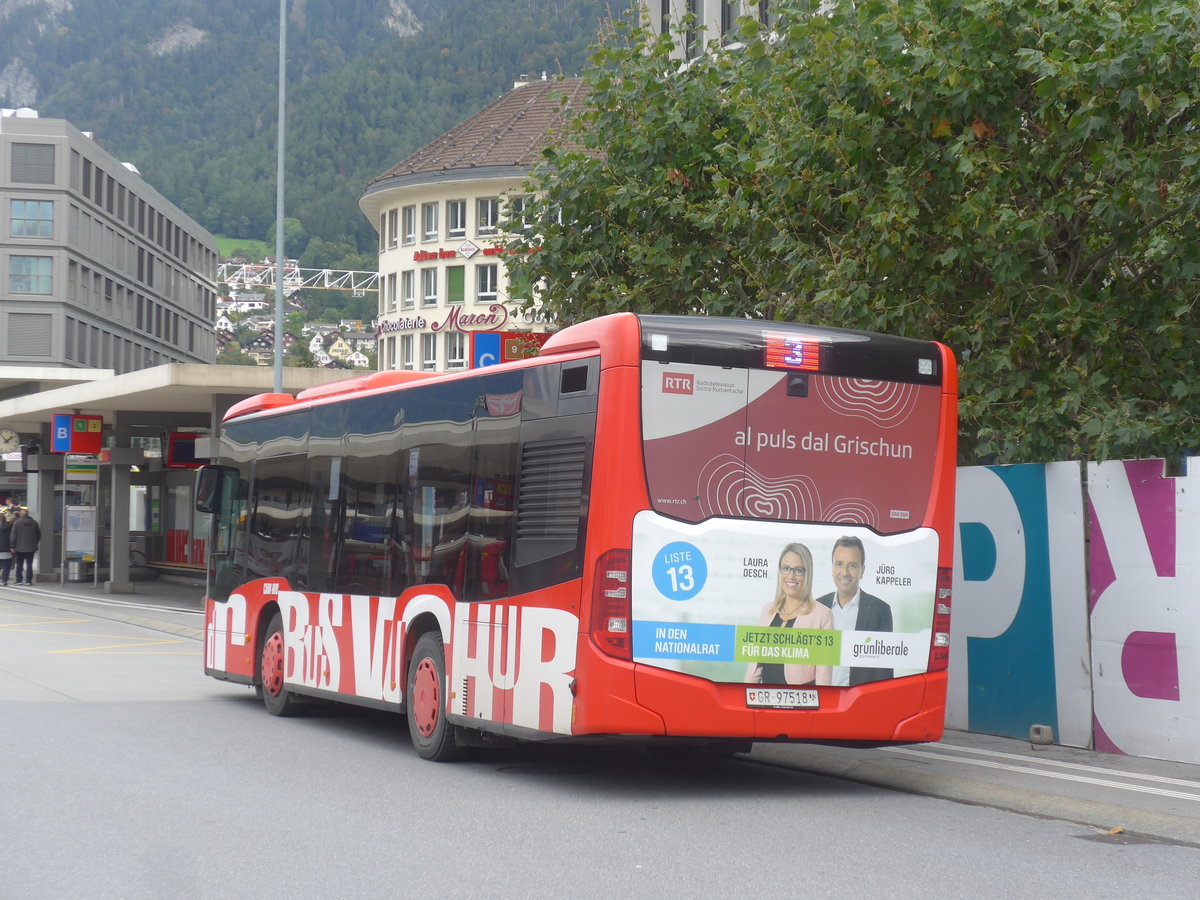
(412, 657, 440, 738)
(262, 631, 285, 697)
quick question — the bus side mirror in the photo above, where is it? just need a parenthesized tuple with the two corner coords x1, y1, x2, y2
(195, 465, 237, 514)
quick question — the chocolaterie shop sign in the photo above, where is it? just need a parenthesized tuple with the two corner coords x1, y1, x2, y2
(377, 303, 508, 335)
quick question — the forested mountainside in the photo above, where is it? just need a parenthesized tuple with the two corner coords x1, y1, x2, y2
(0, 0, 621, 253)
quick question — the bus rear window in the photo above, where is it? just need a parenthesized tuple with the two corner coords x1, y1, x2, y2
(641, 362, 942, 534)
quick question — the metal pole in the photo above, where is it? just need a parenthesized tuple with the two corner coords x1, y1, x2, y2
(273, 0, 287, 392)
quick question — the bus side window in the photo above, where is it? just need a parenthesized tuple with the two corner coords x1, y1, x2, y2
(245, 454, 309, 583)
(464, 370, 523, 602)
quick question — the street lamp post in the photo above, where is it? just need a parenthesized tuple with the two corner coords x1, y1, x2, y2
(273, 0, 287, 392)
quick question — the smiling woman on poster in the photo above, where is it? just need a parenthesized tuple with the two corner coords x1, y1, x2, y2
(746, 542, 833, 686)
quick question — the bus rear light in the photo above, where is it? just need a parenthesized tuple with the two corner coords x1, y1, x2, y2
(927, 567, 953, 672)
(592, 549, 632, 660)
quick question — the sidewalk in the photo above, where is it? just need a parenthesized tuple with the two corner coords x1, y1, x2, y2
(1, 571, 206, 639)
(5, 574, 1200, 846)
(753, 730, 1200, 847)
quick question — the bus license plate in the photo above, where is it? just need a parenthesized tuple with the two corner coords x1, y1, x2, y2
(746, 688, 819, 709)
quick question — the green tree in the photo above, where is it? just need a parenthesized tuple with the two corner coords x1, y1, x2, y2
(217, 346, 257, 366)
(265, 217, 311, 259)
(505, 0, 1200, 464)
(284, 344, 316, 367)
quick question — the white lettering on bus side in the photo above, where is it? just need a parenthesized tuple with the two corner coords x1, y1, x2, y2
(349, 595, 404, 704)
(511, 607, 576, 734)
(261, 591, 574, 734)
(279, 590, 341, 692)
(205, 592, 247, 672)
(489, 604, 518, 691)
(454, 605, 496, 720)
(451, 603, 577, 735)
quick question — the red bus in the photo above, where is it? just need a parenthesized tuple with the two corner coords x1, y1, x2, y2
(197, 313, 956, 760)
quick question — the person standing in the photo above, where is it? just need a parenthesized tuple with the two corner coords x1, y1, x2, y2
(11, 508, 41, 586)
(0, 512, 13, 586)
(816, 535, 894, 686)
(745, 542, 833, 687)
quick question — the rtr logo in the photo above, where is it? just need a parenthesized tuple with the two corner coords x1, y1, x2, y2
(663, 373, 694, 395)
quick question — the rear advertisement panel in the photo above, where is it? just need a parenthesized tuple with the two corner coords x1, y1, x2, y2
(631, 513, 939, 684)
(633, 359, 941, 685)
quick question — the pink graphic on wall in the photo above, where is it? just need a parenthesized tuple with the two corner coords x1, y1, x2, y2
(1088, 458, 1200, 764)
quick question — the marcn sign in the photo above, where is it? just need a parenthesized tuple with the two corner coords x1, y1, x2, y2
(377, 303, 510, 336)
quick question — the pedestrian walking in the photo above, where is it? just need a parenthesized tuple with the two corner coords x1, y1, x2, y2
(0, 512, 13, 586)
(10, 508, 40, 586)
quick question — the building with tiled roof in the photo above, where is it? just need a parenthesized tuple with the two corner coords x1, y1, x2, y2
(359, 77, 585, 373)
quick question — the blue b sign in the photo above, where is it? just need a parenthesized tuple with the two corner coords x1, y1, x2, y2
(51, 414, 73, 453)
(50, 413, 104, 453)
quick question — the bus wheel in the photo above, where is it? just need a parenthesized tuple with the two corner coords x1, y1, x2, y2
(260, 612, 298, 717)
(406, 632, 466, 761)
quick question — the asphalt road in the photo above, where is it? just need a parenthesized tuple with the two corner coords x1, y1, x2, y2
(1, 586, 1198, 899)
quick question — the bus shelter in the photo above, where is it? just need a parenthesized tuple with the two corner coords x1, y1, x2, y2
(0, 364, 352, 592)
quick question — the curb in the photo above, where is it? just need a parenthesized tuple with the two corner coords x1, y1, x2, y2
(748, 744, 1200, 847)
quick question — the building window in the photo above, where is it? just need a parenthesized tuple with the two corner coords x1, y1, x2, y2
(446, 265, 465, 304)
(421, 332, 437, 370)
(402, 205, 416, 245)
(506, 195, 529, 232)
(477, 197, 499, 236)
(5, 312, 53, 356)
(685, 0, 702, 58)
(421, 267, 438, 306)
(401, 270, 415, 308)
(10, 143, 55, 184)
(9, 255, 53, 293)
(422, 202, 438, 241)
(401, 334, 414, 370)
(11, 200, 53, 237)
(445, 331, 466, 370)
(476, 264, 498, 303)
(446, 200, 467, 239)
(388, 209, 399, 249)
(386, 272, 398, 313)
(720, 1, 734, 40)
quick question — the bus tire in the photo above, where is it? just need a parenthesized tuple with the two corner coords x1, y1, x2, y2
(407, 631, 466, 762)
(260, 612, 299, 717)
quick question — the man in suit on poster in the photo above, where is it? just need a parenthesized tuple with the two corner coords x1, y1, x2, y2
(816, 535, 893, 686)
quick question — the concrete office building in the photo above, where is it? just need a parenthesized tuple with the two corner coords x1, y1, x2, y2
(360, 78, 584, 373)
(1, 107, 231, 589)
(1, 109, 218, 374)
